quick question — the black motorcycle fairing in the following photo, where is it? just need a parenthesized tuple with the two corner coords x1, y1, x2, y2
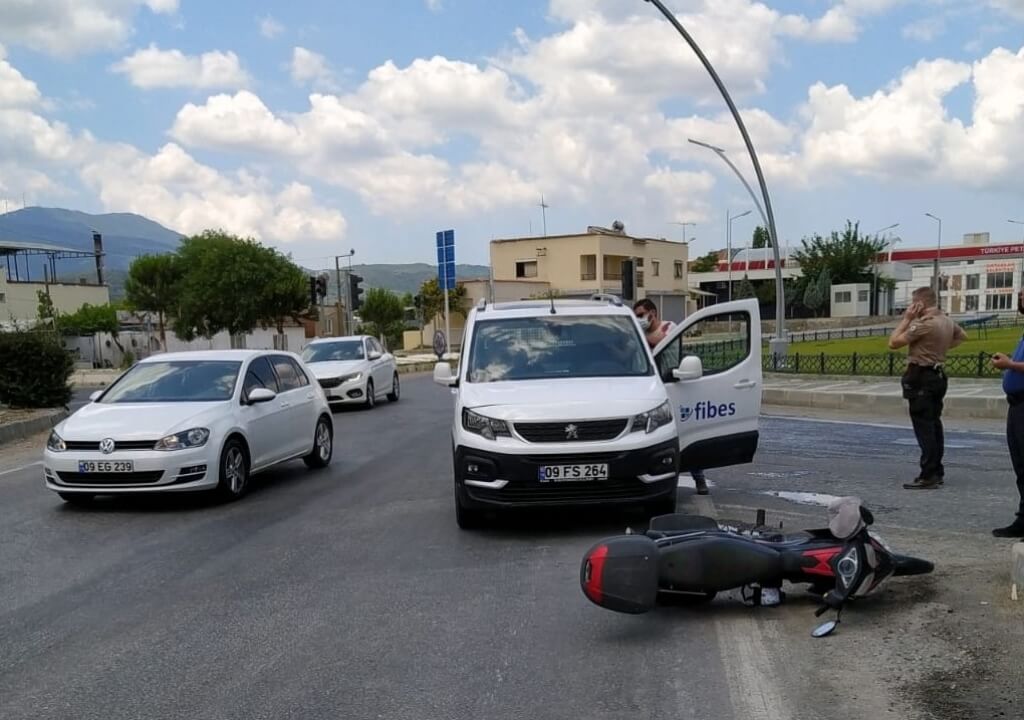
(657, 535, 784, 593)
(647, 513, 720, 538)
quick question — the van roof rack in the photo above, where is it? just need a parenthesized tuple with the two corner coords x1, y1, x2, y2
(590, 293, 623, 307)
(476, 297, 487, 311)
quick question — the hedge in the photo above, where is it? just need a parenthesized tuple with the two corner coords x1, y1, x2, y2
(0, 330, 74, 408)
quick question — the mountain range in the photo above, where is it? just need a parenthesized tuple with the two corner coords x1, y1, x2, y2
(0, 207, 489, 299)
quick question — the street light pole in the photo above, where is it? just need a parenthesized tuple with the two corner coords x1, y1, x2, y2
(727, 209, 752, 302)
(334, 249, 355, 336)
(1009, 219, 1024, 243)
(925, 213, 942, 304)
(643, 0, 788, 356)
(871, 223, 900, 316)
(669, 221, 694, 244)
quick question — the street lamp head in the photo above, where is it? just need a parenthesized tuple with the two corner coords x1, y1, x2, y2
(737, 210, 752, 219)
(925, 213, 940, 221)
(688, 138, 726, 154)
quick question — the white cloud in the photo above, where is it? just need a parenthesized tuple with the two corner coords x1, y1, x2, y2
(290, 47, 337, 90)
(111, 44, 251, 90)
(259, 15, 284, 39)
(425, 0, 442, 11)
(172, 92, 299, 150)
(902, 16, 946, 42)
(0, 45, 41, 108)
(0, 0, 179, 57)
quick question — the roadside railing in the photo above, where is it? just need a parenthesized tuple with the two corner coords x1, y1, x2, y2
(764, 352, 1002, 378)
(764, 314, 1023, 344)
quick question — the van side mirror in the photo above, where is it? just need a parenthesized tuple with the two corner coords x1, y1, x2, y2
(672, 356, 703, 382)
(433, 362, 457, 387)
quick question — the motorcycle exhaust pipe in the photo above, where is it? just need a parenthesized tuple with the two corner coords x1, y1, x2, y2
(580, 535, 660, 614)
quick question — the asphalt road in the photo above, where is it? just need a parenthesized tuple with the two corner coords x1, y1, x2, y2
(2, 377, 1021, 720)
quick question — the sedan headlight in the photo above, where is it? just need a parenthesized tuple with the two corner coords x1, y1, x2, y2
(631, 401, 673, 434)
(155, 427, 210, 451)
(462, 408, 510, 440)
(341, 372, 363, 383)
(47, 431, 66, 452)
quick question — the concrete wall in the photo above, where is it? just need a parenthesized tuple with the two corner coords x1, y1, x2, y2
(0, 279, 110, 321)
(831, 283, 872, 318)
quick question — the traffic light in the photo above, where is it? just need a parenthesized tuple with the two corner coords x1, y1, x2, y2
(316, 274, 328, 300)
(308, 276, 317, 307)
(621, 259, 636, 302)
(349, 274, 364, 311)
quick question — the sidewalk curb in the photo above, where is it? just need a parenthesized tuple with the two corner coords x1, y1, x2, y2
(0, 409, 68, 448)
(761, 388, 1007, 420)
(1013, 544, 1024, 602)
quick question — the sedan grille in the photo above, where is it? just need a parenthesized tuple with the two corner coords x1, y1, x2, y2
(318, 377, 343, 389)
(514, 419, 628, 443)
(57, 471, 165, 485)
(64, 440, 160, 451)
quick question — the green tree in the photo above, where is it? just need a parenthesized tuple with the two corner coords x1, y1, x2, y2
(171, 230, 309, 340)
(752, 226, 770, 248)
(691, 251, 721, 273)
(360, 288, 404, 330)
(735, 274, 756, 299)
(124, 253, 182, 349)
(418, 278, 467, 323)
(792, 221, 886, 300)
(57, 302, 128, 358)
(802, 269, 831, 317)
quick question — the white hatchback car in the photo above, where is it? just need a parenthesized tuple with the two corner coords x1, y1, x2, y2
(301, 335, 400, 408)
(44, 350, 334, 505)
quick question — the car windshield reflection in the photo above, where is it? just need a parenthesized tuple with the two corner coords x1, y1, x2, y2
(100, 361, 242, 403)
(466, 315, 651, 383)
(302, 341, 365, 363)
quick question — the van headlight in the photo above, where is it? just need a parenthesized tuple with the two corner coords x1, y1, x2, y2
(462, 409, 510, 440)
(631, 401, 673, 434)
(47, 431, 66, 452)
(155, 428, 210, 451)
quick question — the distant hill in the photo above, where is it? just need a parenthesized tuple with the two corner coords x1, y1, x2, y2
(0, 207, 489, 300)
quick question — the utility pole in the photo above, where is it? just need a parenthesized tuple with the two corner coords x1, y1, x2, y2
(334, 256, 343, 337)
(538, 195, 549, 236)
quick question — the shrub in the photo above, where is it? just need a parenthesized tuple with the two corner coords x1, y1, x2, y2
(0, 330, 74, 408)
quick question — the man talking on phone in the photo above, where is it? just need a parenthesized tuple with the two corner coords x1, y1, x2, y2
(988, 289, 1024, 537)
(889, 286, 966, 489)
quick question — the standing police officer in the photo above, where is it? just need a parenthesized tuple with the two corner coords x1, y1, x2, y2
(888, 286, 966, 489)
(989, 289, 1024, 538)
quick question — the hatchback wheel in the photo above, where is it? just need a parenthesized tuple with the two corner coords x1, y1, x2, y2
(216, 439, 250, 501)
(304, 416, 333, 469)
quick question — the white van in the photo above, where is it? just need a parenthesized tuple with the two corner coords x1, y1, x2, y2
(433, 296, 762, 529)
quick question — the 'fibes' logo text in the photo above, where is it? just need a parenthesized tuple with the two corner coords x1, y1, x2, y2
(680, 401, 737, 422)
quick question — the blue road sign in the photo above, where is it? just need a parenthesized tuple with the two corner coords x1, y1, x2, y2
(435, 229, 456, 290)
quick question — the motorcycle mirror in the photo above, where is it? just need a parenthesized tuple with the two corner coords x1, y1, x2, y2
(812, 619, 839, 638)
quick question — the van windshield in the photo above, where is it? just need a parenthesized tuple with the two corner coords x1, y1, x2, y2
(466, 315, 652, 383)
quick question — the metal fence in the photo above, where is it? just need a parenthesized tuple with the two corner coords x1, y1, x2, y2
(767, 314, 1023, 344)
(764, 352, 1002, 378)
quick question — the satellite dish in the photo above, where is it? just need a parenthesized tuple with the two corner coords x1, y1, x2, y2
(611, 220, 625, 233)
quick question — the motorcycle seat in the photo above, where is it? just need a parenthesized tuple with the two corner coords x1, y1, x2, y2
(646, 513, 719, 538)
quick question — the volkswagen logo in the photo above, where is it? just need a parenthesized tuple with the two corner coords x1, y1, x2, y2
(565, 424, 579, 440)
(99, 438, 115, 454)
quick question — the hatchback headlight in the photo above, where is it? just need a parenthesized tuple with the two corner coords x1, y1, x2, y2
(631, 401, 673, 434)
(155, 428, 210, 451)
(47, 431, 66, 452)
(462, 409, 510, 440)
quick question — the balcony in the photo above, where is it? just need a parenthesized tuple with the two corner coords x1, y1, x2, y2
(580, 273, 597, 281)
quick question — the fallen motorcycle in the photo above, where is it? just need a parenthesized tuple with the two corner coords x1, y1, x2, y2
(579, 497, 933, 636)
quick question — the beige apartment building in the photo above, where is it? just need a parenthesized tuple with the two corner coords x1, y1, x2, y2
(489, 224, 693, 320)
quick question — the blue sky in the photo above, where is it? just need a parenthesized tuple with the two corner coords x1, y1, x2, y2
(1, 0, 1024, 270)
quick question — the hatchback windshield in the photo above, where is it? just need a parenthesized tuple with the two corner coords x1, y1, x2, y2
(302, 341, 365, 363)
(467, 315, 651, 382)
(100, 361, 242, 403)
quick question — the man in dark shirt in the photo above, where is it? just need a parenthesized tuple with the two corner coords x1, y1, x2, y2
(990, 289, 1024, 538)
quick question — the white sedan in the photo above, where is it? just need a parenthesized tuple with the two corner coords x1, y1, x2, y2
(301, 335, 400, 409)
(43, 350, 334, 505)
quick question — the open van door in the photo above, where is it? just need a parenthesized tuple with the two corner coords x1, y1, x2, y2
(652, 299, 762, 471)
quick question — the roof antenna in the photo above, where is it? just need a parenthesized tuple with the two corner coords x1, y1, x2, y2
(549, 290, 557, 314)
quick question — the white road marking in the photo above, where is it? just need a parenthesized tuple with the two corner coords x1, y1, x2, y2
(761, 413, 1004, 436)
(0, 461, 42, 477)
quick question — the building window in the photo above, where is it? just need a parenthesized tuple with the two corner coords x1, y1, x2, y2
(515, 260, 538, 278)
(580, 254, 597, 281)
(938, 276, 949, 291)
(0, 292, 5, 303)
(835, 291, 852, 303)
(652, 260, 660, 277)
(636, 271, 644, 288)
(987, 271, 1013, 289)
(674, 261, 684, 279)
(986, 293, 1013, 311)
(858, 290, 869, 302)
(635, 257, 644, 268)
(966, 274, 980, 290)
(965, 295, 979, 312)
